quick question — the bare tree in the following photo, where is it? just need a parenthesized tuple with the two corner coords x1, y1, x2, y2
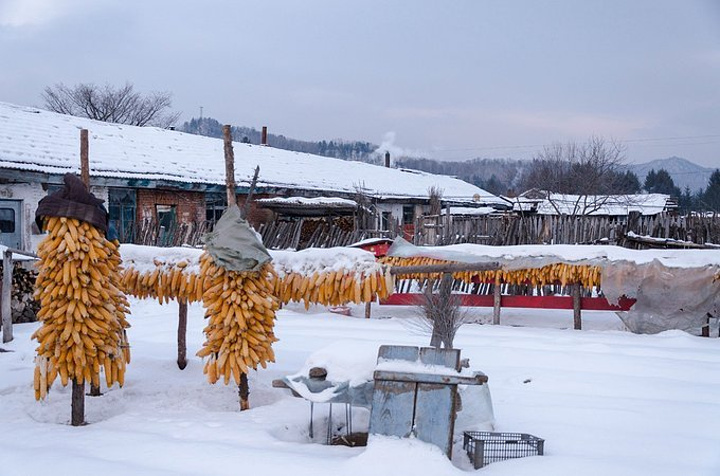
(428, 186, 443, 215)
(42, 82, 181, 128)
(519, 136, 635, 216)
(415, 273, 467, 349)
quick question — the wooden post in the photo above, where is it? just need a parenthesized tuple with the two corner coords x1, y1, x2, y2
(365, 302, 372, 319)
(1, 250, 13, 343)
(222, 125, 237, 207)
(177, 300, 188, 369)
(239, 372, 250, 411)
(223, 124, 250, 410)
(80, 129, 90, 188)
(71, 379, 85, 426)
(572, 283, 582, 330)
(492, 276, 501, 326)
(80, 130, 102, 397)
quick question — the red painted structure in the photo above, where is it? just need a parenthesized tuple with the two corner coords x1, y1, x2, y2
(380, 294, 636, 311)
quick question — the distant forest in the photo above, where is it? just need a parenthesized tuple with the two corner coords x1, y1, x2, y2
(180, 117, 528, 195)
(180, 117, 380, 163)
(395, 157, 527, 196)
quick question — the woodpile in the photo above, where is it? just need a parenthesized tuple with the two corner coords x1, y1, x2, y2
(0, 263, 39, 323)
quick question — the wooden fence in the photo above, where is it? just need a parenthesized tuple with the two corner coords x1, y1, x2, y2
(414, 212, 720, 247)
(124, 212, 720, 250)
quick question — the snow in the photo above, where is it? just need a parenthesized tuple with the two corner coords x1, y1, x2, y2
(0, 244, 37, 261)
(119, 244, 384, 278)
(447, 206, 497, 216)
(255, 196, 358, 207)
(0, 101, 504, 205)
(1, 300, 719, 476)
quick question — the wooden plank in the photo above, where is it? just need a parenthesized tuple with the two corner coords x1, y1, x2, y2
(414, 383, 456, 457)
(419, 347, 460, 370)
(369, 380, 416, 438)
(1, 250, 13, 343)
(373, 370, 488, 386)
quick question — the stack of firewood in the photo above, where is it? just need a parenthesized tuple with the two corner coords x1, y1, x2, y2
(0, 262, 39, 323)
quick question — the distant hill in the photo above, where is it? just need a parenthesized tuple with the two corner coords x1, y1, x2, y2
(627, 157, 715, 193)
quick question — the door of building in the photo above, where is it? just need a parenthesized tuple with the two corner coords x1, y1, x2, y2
(0, 199, 22, 249)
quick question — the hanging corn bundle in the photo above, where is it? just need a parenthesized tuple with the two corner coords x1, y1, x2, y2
(195, 204, 278, 408)
(380, 255, 601, 289)
(121, 251, 204, 304)
(31, 174, 130, 401)
(271, 248, 394, 308)
(196, 252, 279, 383)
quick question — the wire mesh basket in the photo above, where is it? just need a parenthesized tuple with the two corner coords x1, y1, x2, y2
(463, 431, 544, 469)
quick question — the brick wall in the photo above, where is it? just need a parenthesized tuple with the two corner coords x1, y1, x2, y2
(136, 189, 206, 223)
(135, 189, 278, 227)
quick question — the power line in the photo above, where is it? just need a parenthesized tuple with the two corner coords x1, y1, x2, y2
(431, 134, 720, 154)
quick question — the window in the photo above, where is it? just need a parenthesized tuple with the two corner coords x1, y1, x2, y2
(205, 193, 226, 228)
(402, 205, 415, 225)
(109, 188, 137, 243)
(0, 208, 15, 233)
(156, 205, 176, 228)
(156, 205, 176, 247)
(380, 211, 393, 231)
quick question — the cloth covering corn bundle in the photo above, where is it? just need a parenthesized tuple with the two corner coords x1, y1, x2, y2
(196, 206, 279, 384)
(32, 174, 130, 400)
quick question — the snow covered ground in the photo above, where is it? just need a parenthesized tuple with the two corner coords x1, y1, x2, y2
(1, 300, 719, 476)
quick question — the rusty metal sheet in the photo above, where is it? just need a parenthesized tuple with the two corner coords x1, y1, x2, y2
(419, 347, 460, 370)
(369, 380, 416, 438)
(377, 345, 419, 363)
(414, 383, 457, 457)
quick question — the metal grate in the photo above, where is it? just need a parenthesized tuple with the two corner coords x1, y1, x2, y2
(463, 431, 544, 469)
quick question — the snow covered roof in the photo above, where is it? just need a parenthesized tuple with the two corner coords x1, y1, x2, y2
(0, 102, 504, 205)
(447, 206, 497, 216)
(508, 192, 672, 216)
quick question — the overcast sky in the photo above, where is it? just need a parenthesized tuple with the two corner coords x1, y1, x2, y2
(1, 0, 719, 167)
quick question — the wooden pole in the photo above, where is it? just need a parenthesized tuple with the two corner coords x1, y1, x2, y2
(177, 300, 188, 369)
(492, 276, 501, 326)
(80, 130, 101, 397)
(572, 283, 582, 330)
(80, 129, 90, 188)
(364, 302, 372, 319)
(239, 372, 250, 411)
(1, 250, 13, 343)
(71, 378, 85, 426)
(222, 124, 250, 410)
(222, 125, 237, 207)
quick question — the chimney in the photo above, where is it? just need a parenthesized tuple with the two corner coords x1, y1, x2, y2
(384, 151, 390, 168)
(261, 126, 268, 146)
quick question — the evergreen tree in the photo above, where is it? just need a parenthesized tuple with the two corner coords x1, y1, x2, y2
(644, 168, 680, 196)
(700, 169, 720, 212)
